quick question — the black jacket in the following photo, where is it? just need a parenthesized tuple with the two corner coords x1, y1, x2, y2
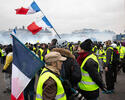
(52, 48, 81, 99)
(62, 57, 81, 86)
(52, 48, 81, 86)
(105, 46, 113, 67)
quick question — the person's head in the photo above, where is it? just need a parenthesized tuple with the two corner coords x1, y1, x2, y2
(78, 39, 93, 53)
(5, 44, 12, 54)
(40, 43, 48, 49)
(45, 52, 67, 70)
(99, 45, 103, 49)
(51, 39, 58, 45)
(106, 40, 112, 46)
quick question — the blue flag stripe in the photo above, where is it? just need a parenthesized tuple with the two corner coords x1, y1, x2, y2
(12, 34, 44, 79)
(13, 29, 16, 34)
(31, 1, 41, 12)
(42, 16, 53, 28)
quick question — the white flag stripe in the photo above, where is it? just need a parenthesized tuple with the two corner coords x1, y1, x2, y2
(11, 63, 31, 99)
(27, 6, 36, 14)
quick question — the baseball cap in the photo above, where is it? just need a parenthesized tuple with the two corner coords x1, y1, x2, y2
(45, 52, 67, 62)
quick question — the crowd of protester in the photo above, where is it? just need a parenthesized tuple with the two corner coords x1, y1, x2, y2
(0, 38, 125, 100)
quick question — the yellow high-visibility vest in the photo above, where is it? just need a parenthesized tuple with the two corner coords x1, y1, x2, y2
(78, 54, 99, 91)
(98, 49, 105, 59)
(36, 68, 67, 100)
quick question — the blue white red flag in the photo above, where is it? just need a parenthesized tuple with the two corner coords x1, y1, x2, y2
(11, 34, 44, 100)
(15, 1, 40, 15)
(42, 16, 53, 28)
(27, 16, 53, 34)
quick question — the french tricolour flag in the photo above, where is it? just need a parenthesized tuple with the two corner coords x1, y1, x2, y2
(15, 1, 40, 15)
(11, 34, 44, 100)
(27, 16, 53, 35)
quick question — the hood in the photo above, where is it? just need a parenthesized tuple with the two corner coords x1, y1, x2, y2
(52, 48, 75, 59)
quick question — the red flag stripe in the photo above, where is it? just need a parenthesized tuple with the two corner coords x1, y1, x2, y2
(27, 22, 42, 35)
(15, 7, 29, 15)
(11, 92, 24, 100)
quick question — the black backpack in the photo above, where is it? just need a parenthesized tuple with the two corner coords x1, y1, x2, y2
(112, 48, 119, 64)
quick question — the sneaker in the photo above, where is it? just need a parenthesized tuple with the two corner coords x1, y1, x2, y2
(3, 88, 11, 94)
(3, 90, 7, 93)
(102, 90, 108, 94)
(6, 88, 11, 93)
(107, 90, 114, 94)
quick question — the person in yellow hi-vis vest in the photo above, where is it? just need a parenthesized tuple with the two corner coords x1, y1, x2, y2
(118, 43, 125, 73)
(2, 45, 12, 93)
(104, 40, 115, 94)
(36, 52, 67, 100)
(96, 45, 105, 73)
(38, 43, 50, 62)
(37, 43, 50, 76)
(77, 39, 106, 100)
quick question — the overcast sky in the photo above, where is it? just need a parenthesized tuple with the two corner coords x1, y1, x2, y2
(0, 0, 125, 34)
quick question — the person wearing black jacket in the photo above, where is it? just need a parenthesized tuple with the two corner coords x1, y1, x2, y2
(104, 40, 116, 93)
(77, 39, 106, 100)
(52, 48, 81, 100)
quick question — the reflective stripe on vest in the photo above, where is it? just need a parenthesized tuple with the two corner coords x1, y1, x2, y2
(80, 81, 96, 85)
(55, 93, 65, 100)
(36, 68, 66, 100)
(36, 93, 65, 100)
(36, 94, 42, 99)
(98, 49, 105, 59)
(78, 54, 99, 91)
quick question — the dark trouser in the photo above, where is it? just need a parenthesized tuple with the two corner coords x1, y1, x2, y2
(24, 77, 35, 100)
(105, 66, 114, 90)
(112, 64, 118, 82)
(78, 89, 99, 100)
(87, 98, 98, 100)
(1, 56, 6, 64)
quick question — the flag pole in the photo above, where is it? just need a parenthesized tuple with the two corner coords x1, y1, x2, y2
(40, 11, 61, 39)
(33, 0, 61, 39)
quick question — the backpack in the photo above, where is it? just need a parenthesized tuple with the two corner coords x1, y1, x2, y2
(112, 48, 119, 64)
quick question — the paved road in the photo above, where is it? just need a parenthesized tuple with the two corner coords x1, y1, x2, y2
(0, 63, 125, 100)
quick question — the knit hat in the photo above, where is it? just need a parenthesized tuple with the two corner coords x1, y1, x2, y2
(80, 39, 93, 51)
